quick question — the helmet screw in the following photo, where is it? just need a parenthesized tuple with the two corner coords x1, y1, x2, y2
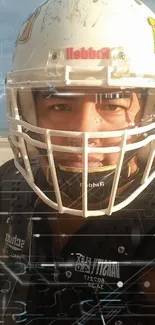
(52, 52, 59, 60)
(115, 321, 123, 325)
(118, 246, 125, 254)
(118, 52, 125, 59)
(12, 314, 16, 321)
(66, 270, 72, 278)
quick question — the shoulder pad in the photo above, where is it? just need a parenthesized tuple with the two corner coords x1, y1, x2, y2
(0, 158, 40, 259)
(0, 158, 40, 211)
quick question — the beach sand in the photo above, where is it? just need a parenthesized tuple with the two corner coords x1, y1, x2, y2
(0, 138, 13, 166)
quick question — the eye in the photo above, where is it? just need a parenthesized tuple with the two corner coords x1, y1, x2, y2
(49, 104, 71, 111)
(100, 104, 124, 112)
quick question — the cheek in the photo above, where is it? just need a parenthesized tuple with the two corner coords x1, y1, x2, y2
(37, 113, 54, 129)
(100, 108, 142, 131)
(101, 113, 130, 131)
(37, 112, 74, 131)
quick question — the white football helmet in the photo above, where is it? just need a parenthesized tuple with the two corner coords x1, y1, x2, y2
(6, 0, 155, 217)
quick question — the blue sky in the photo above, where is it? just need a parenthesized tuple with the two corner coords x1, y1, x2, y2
(0, 0, 155, 129)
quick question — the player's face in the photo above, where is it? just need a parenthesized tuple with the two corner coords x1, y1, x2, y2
(35, 89, 144, 170)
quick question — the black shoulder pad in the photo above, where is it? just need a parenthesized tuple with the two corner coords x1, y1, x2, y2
(0, 158, 40, 259)
(0, 158, 40, 211)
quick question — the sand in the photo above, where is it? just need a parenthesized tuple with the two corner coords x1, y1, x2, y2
(0, 138, 13, 166)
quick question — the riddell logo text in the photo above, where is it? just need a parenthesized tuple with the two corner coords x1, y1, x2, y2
(80, 181, 104, 188)
(66, 47, 111, 59)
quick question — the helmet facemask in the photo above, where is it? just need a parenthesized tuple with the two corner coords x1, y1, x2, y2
(6, 79, 155, 217)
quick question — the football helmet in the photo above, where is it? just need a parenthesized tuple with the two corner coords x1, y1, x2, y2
(6, 0, 155, 217)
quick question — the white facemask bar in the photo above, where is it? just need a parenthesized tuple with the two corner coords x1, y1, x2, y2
(7, 86, 155, 217)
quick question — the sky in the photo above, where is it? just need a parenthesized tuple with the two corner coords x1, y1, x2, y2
(0, 0, 155, 129)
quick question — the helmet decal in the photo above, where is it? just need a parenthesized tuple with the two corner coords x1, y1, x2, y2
(15, 9, 41, 46)
(148, 17, 155, 53)
(15, 0, 49, 46)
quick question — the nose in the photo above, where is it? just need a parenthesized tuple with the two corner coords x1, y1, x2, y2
(68, 101, 104, 147)
(71, 101, 103, 132)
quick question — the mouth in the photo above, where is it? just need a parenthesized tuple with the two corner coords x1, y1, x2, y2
(58, 158, 117, 173)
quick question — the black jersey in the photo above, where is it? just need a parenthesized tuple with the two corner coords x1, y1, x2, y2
(0, 159, 155, 324)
